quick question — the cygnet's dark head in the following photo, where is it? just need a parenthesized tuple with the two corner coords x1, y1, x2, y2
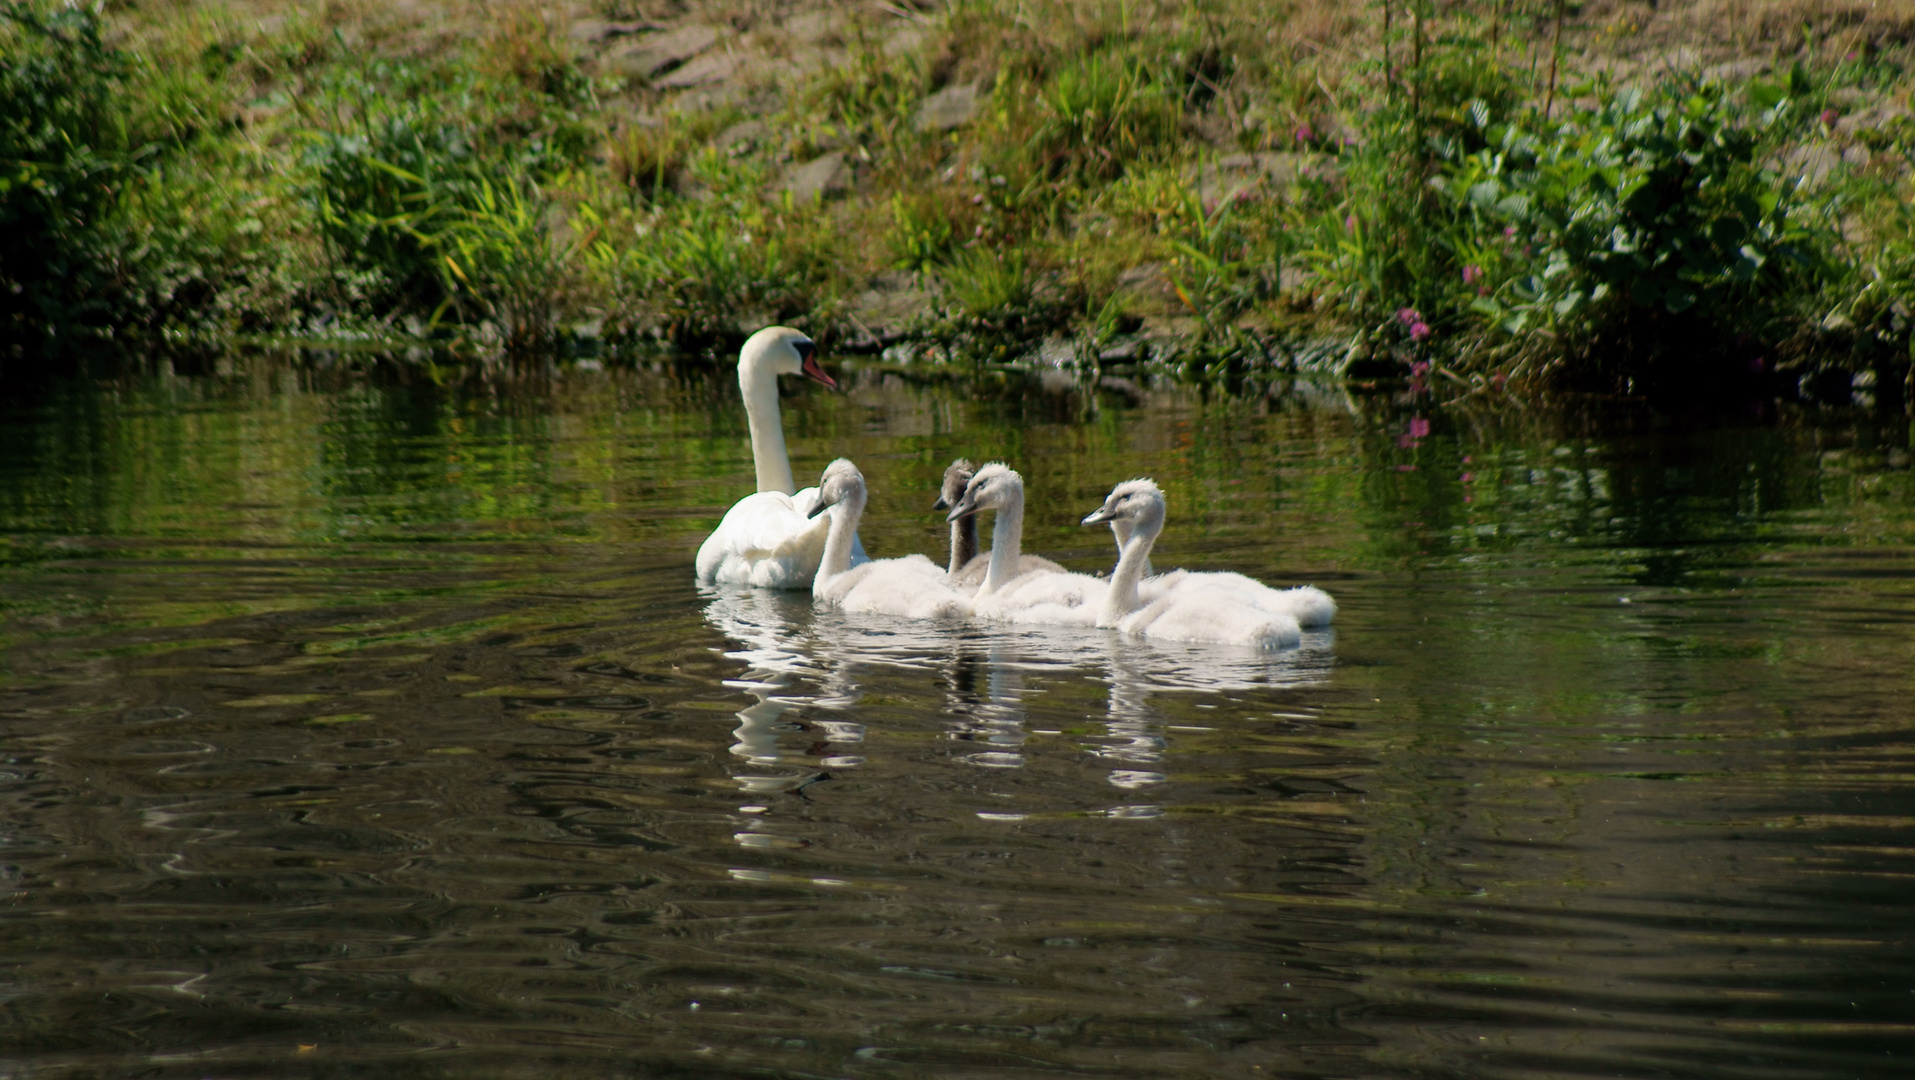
(1082, 478, 1164, 527)
(807, 458, 867, 518)
(945, 462, 1020, 522)
(932, 458, 975, 513)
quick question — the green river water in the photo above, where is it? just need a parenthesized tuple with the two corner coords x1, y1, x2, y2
(0, 365, 1911, 1079)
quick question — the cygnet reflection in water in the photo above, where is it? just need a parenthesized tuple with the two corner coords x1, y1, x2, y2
(701, 588, 1335, 824)
(702, 587, 969, 810)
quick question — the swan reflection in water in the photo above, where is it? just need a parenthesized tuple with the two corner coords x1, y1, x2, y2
(700, 588, 1333, 837)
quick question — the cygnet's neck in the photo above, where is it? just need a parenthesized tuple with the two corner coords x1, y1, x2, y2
(1110, 519, 1152, 579)
(948, 513, 977, 577)
(981, 482, 1025, 595)
(740, 355, 796, 495)
(1100, 511, 1164, 623)
(815, 487, 867, 591)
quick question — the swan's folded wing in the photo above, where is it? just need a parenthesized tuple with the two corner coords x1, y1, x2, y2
(709, 492, 811, 556)
(698, 492, 828, 587)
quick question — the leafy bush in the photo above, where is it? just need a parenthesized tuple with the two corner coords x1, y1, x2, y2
(303, 117, 481, 314)
(0, 2, 133, 350)
(1027, 51, 1179, 183)
(299, 52, 598, 342)
(888, 191, 965, 273)
(429, 170, 588, 359)
(591, 154, 839, 352)
(1440, 79, 1827, 366)
(1298, 53, 1833, 379)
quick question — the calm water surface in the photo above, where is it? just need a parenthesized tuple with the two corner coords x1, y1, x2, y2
(1, 367, 1912, 1079)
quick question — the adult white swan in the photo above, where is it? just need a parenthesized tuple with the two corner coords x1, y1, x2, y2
(808, 459, 973, 619)
(694, 327, 866, 588)
(932, 459, 1067, 591)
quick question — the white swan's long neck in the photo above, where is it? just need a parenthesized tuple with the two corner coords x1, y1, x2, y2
(1101, 510, 1163, 622)
(1110, 519, 1151, 578)
(981, 483, 1025, 595)
(815, 488, 866, 592)
(949, 514, 977, 577)
(739, 357, 796, 495)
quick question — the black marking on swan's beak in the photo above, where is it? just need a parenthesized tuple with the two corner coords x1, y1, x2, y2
(796, 340, 837, 389)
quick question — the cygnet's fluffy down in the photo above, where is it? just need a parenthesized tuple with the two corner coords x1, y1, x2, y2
(1140, 570, 1337, 628)
(811, 458, 973, 620)
(1076, 478, 1327, 651)
(932, 458, 1066, 592)
(1116, 578, 1301, 650)
(942, 462, 1097, 612)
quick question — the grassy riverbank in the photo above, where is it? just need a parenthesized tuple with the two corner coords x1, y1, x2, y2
(7, 0, 1915, 398)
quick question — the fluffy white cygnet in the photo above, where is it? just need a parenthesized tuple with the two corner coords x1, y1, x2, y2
(809, 459, 973, 620)
(1081, 479, 1333, 650)
(933, 459, 1068, 592)
(942, 463, 1101, 617)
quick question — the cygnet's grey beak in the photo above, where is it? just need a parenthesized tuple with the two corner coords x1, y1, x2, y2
(931, 492, 951, 511)
(944, 493, 979, 523)
(1082, 503, 1117, 526)
(807, 492, 838, 519)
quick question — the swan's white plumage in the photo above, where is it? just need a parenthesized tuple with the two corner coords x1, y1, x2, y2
(1138, 569, 1337, 628)
(696, 488, 834, 589)
(936, 458, 1066, 592)
(695, 327, 866, 588)
(1073, 478, 1327, 650)
(812, 459, 973, 620)
(944, 463, 1099, 614)
(1115, 579, 1300, 649)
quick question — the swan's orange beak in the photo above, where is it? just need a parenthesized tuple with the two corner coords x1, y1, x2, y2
(795, 341, 837, 389)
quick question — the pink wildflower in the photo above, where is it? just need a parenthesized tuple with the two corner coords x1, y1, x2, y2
(1295, 124, 1315, 143)
(1396, 307, 1421, 326)
(1462, 265, 1484, 285)
(1410, 321, 1432, 342)
(1820, 108, 1839, 128)
(1408, 417, 1431, 438)
(1345, 214, 1358, 231)
(1410, 361, 1431, 377)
